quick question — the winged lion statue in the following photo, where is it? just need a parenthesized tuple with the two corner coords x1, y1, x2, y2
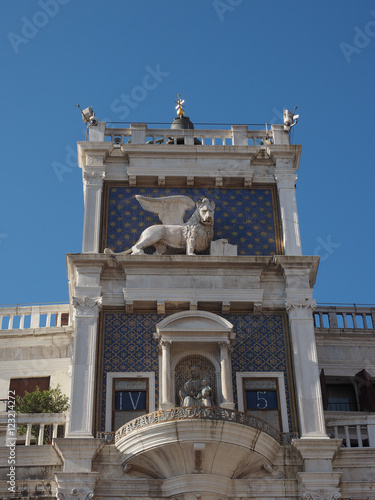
(104, 195, 215, 255)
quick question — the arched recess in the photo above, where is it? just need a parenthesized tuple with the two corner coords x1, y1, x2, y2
(153, 311, 236, 410)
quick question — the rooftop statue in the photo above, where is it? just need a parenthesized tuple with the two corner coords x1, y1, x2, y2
(105, 195, 215, 256)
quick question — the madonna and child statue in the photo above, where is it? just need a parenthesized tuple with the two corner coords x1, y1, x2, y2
(179, 366, 213, 407)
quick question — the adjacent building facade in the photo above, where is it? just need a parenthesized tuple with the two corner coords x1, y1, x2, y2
(0, 107, 374, 499)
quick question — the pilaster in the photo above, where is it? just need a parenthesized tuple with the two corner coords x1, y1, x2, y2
(82, 153, 106, 253)
(274, 160, 302, 255)
(286, 289, 326, 438)
(67, 264, 103, 437)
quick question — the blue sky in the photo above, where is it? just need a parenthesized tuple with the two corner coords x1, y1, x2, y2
(0, 0, 374, 306)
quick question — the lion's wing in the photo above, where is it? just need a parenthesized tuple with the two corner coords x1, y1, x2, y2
(135, 195, 195, 225)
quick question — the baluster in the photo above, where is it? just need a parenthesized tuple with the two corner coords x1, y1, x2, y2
(333, 426, 339, 439)
(56, 312, 61, 327)
(342, 312, 348, 328)
(0, 315, 3, 329)
(356, 425, 363, 447)
(318, 312, 324, 328)
(362, 314, 367, 329)
(352, 313, 357, 329)
(52, 423, 58, 439)
(38, 424, 45, 445)
(344, 425, 351, 448)
(46, 313, 51, 327)
(20, 314, 25, 329)
(8, 314, 14, 329)
(25, 424, 32, 446)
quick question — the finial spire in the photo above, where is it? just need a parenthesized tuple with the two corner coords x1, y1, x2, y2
(175, 94, 185, 117)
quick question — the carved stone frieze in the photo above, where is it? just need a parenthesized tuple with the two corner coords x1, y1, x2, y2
(302, 489, 340, 500)
(83, 170, 105, 187)
(215, 176, 223, 188)
(72, 296, 102, 318)
(187, 176, 194, 187)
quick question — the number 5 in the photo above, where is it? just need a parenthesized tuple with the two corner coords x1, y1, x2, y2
(256, 391, 268, 409)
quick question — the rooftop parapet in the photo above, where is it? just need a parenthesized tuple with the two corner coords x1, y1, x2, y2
(87, 122, 290, 146)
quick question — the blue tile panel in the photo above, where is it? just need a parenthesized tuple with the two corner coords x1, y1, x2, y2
(228, 313, 293, 430)
(104, 187, 278, 256)
(100, 313, 293, 432)
(100, 313, 163, 431)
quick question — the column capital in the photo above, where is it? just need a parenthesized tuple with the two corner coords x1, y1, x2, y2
(159, 339, 172, 348)
(83, 169, 105, 187)
(274, 169, 297, 189)
(286, 297, 316, 320)
(72, 296, 102, 318)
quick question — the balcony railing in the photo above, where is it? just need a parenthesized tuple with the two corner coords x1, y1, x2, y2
(0, 412, 67, 446)
(0, 303, 70, 332)
(115, 406, 297, 445)
(314, 305, 375, 332)
(326, 413, 375, 448)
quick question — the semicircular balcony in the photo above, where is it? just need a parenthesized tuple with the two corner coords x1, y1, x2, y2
(114, 406, 296, 479)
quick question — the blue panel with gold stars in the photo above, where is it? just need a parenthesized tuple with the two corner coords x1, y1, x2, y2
(102, 186, 281, 255)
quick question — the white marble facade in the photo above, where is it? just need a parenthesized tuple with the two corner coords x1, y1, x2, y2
(0, 118, 374, 500)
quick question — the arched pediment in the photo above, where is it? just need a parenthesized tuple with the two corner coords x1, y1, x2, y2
(154, 310, 234, 342)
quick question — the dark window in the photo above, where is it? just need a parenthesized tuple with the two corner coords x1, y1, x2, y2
(326, 384, 357, 411)
(9, 377, 50, 398)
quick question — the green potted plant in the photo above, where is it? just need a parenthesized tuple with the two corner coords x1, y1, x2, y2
(15, 385, 69, 444)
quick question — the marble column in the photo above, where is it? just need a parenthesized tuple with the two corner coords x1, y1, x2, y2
(219, 341, 234, 409)
(160, 340, 173, 409)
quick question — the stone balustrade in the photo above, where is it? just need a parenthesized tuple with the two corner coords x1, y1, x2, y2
(0, 303, 70, 331)
(325, 413, 375, 448)
(102, 123, 275, 146)
(115, 406, 297, 445)
(314, 305, 375, 332)
(0, 412, 67, 446)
